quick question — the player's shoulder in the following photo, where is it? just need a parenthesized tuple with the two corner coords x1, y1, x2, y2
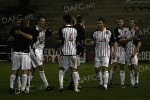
(74, 24, 83, 29)
(93, 29, 99, 33)
(123, 26, 130, 30)
(30, 26, 38, 32)
(114, 27, 120, 30)
(61, 25, 76, 30)
(31, 26, 36, 30)
(105, 28, 112, 32)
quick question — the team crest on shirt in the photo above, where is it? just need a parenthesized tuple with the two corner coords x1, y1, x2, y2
(68, 33, 73, 42)
(106, 30, 109, 35)
(98, 38, 106, 42)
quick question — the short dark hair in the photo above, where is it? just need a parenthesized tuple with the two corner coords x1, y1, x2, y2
(97, 17, 105, 23)
(20, 19, 29, 28)
(63, 15, 72, 24)
(130, 19, 139, 26)
(117, 18, 124, 21)
(37, 16, 45, 21)
(76, 15, 84, 23)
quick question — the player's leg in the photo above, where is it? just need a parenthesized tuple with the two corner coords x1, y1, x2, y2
(131, 55, 139, 88)
(126, 55, 135, 87)
(9, 70, 17, 93)
(58, 67, 65, 92)
(67, 70, 74, 90)
(9, 52, 20, 93)
(101, 57, 109, 90)
(94, 56, 103, 89)
(15, 69, 21, 90)
(119, 63, 125, 88)
(34, 49, 53, 90)
(109, 62, 117, 87)
(128, 66, 135, 87)
(71, 56, 80, 92)
(20, 53, 30, 93)
(14, 69, 22, 94)
(68, 55, 82, 90)
(109, 48, 117, 85)
(76, 55, 82, 89)
(58, 56, 69, 92)
(118, 50, 126, 88)
(26, 67, 35, 93)
(38, 64, 54, 91)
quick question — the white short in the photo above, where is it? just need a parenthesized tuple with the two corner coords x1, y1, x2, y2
(59, 55, 78, 70)
(30, 48, 43, 68)
(12, 52, 31, 70)
(75, 55, 80, 66)
(95, 56, 109, 68)
(111, 46, 126, 64)
(126, 53, 138, 66)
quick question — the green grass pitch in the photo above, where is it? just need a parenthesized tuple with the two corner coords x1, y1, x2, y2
(0, 62, 150, 100)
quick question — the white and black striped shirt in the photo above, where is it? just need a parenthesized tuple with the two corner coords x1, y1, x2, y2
(126, 29, 141, 54)
(92, 28, 115, 57)
(32, 25, 52, 49)
(58, 24, 77, 55)
(114, 27, 130, 54)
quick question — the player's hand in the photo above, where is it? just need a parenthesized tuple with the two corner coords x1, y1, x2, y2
(131, 35, 138, 40)
(82, 47, 86, 53)
(15, 29, 22, 34)
(131, 52, 136, 58)
(38, 27, 45, 32)
(112, 52, 116, 59)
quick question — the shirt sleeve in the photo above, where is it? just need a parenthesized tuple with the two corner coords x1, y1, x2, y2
(133, 30, 141, 46)
(110, 31, 116, 43)
(45, 28, 53, 37)
(114, 28, 121, 42)
(91, 31, 95, 40)
(30, 27, 39, 44)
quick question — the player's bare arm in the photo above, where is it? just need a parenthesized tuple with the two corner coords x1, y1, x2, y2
(52, 30, 58, 35)
(112, 42, 117, 59)
(15, 29, 33, 40)
(119, 35, 136, 44)
(131, 41, 141, 58)
(7, 36, 14, 42)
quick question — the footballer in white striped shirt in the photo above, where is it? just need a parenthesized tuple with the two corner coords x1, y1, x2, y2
(109, 18, 130, 88)
(58, 15, 80, 92)
(92, 17, 116, 90)
(126, 19, 141, 88)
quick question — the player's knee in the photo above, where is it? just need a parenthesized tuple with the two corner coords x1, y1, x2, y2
(38, 65, 44, 71)
(102, 67, 108, 72)
(59, 67, 65, 70)
(11, 70, 18, 75)
(95, 68, 100, 73)
(71, 68, 78, 72)
(119, 64, 124, 70)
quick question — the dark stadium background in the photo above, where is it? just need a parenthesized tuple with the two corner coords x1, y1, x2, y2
(0, 0, 150, 100)
(0, 0, 150, 63)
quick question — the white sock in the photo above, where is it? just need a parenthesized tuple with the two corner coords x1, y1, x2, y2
(63, 70, 67, 77)
(10, 75, 16, 89)
(17, 76, 21, 88)
(109, 69, 115, 82)
(120, 70, 125, 85)
(134, 70, 139, 84)
(96, 71, 103, 85)
(103, 71, 109, 89)
(77, 71, 80, 81)
(72, 72, 79, 90)
(27, 73, 33, 88)
(130, 70, 135, 85)
(39, 71, 49, 87)
(59, 70, 64, 89)
(21, 74, 27, 91)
